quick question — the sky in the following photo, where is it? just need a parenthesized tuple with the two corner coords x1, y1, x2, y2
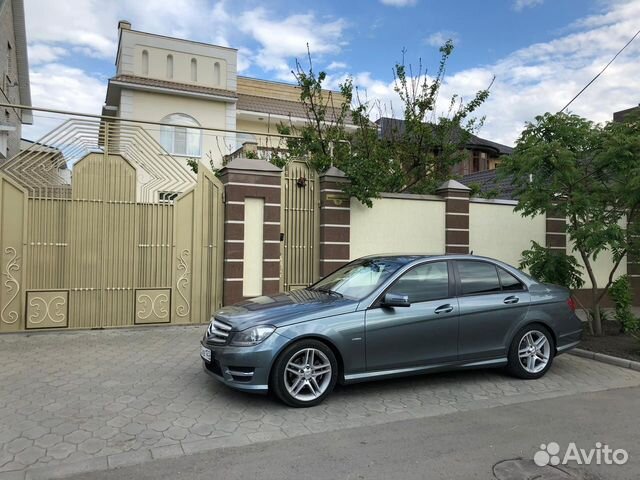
(21, 0, 640, 145)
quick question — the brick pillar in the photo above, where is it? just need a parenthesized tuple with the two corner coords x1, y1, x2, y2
(545, 207, 567, 253)
(319, 167, 351, 277)
(627, 216, 640, 300)
(436, 180, 471, 254)
(219, 158, 282, 305)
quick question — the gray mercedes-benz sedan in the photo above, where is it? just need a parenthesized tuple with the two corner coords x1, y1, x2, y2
(201, 255, 582, 407)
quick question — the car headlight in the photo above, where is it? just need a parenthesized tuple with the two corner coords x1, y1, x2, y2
(229, 325, 276, 346)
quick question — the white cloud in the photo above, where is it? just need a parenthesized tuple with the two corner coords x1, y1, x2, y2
(23, 64, 107, 140)
(238, 8, 348, 80)
(27, 44, 68, 65)
(327, 61, 348, 70)
(513, 0, 544, 12)
(425, 31, 459, 48)
(379, 0, 417, 7)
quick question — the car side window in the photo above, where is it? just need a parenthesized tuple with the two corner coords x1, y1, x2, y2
(387, 261, 449, 303)
(457, 261, 501, 296)
(497, 268, 525, 291)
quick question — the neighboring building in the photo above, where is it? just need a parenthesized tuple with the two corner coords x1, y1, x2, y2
(613, 104, 639, 123)
(103, 21, 350, 169)
(376, 117, 513, 176)
(0, 0, 32, 160)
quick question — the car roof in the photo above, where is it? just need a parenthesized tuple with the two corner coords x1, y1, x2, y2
(358, 254, 521, 269)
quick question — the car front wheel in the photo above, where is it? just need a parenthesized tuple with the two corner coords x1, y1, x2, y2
(271, 340, 338, 407)
(507, 325, 555, 379)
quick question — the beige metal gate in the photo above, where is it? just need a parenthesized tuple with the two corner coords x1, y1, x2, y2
(281, 160, 320, 290)
(0, 119, 223, 332)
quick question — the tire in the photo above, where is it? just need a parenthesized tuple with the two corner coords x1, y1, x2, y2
(271, 339, 338, 407)
(507, 324, 555, 379)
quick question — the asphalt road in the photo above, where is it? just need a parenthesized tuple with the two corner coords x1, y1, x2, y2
(65, 385, 640, 480)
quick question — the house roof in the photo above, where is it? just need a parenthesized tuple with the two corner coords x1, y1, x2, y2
(237, 93, 355, 125)
(376, 117, 513, 155)
(9, 0, 31, 123)
(613, 104, 640, 123)
(460, 169, 518, 200)
(108, 75, 238, 101)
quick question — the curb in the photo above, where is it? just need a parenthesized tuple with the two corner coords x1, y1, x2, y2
(569, 348, 640, 372)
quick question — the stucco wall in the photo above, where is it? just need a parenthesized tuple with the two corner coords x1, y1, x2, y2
(124, 89, 229, 168)
(350, 194, 446, 259)
(468, 200, 546, 267)
(133, 45, 228, 89)
(118, 28, 237, 91)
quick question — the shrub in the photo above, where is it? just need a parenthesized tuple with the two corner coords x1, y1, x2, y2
(519, 241, 584, 290)
(609, 275, 639, 334)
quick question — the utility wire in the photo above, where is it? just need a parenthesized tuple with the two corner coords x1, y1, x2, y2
(560, 27, 640, 113)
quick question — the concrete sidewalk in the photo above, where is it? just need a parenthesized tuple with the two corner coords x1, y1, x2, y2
(1, 326, 639, 479)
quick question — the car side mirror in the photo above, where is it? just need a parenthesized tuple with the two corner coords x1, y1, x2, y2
(382, 293, 411, 308)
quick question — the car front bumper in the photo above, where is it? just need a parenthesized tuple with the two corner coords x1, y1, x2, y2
(200, 331, 288, 394)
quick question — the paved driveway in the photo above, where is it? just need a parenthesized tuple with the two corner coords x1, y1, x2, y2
(1, 326, 640, 479)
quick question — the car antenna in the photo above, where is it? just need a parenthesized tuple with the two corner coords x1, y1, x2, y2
(470, 250, 474, 255)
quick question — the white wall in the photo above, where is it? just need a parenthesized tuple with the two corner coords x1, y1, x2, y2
(350, 194, 446, 259)
(469, 200, 546, 267)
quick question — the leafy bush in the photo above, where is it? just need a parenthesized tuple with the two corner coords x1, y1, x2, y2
(609, 275, 639, 333)
(519, 241, 584, 290)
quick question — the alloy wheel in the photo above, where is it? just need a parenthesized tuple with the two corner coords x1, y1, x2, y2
(284, 348, 332, 402)
(518, 330, 551, 374)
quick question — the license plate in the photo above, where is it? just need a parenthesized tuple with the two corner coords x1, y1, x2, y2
(200, 346, 211, 362)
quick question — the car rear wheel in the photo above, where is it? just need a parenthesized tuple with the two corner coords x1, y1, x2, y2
(507, 324, 555, 379)
(271, 340, 338, 407)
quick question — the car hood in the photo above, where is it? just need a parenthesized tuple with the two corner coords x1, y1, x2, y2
(212, 289, 359, 331)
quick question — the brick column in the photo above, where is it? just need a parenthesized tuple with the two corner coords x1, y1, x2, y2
(319, 167, 351, 277)
(219, 158, 282, 305)
(627, 216, 640, 300)
(436, 180, 471, 254)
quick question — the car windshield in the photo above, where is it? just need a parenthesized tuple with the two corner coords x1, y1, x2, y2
(309, 258, 404, 300)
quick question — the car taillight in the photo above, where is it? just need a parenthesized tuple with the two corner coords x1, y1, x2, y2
(567, 297, 576, 312)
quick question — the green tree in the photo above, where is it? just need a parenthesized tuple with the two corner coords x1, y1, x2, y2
(500, 112, 640, 336)
(274, 42, 491, 206)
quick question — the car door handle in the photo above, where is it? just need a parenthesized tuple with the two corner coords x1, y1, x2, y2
(503, 296, 520, 304)
(434, 304, 454, 314)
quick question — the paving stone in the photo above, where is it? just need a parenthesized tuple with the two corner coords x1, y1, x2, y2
(14, 446, 45, 465)
(34, 434, 62, 449)
(164, 426, 188, 441)
(6, 437, 33, 454)
(63, 430, 91, 445)
(46, 442, 76, 460)
(22, 427, 49, 441)
(78, 438, 107, 455)
(121, 423, 145, 436)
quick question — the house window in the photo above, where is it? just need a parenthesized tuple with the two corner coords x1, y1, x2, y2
(472, 151, 480, 173)
(190, 58, 197, 82)
(159, 113, 201, 157)
(141, 50, 149, 75)
(213, 61, 220, 85)
(166, 54, 173, 79)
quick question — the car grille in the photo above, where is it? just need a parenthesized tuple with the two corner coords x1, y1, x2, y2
(207, 318, 232, 344)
